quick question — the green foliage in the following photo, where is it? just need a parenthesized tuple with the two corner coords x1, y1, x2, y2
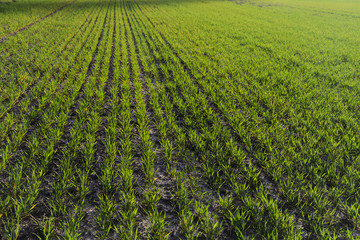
(1, 0, 360, 238)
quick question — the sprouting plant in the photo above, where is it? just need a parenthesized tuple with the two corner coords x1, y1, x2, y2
(147, 209, 170, 240)
(218, 194, 234, 216)
(2, 211, 21, 240)
(95, 195, 116, 239)
(228, 208, 250, 239)
(143, 186, 162, 213)
(180, 210, 200, 240)
(194, 201, 223, 239)
(35, 213, 55, 240)
(344, 200, 360, 228)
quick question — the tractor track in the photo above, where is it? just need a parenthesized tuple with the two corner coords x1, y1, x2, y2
(0, 0, 77, 44)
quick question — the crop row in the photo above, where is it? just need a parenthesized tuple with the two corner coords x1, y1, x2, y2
(1, 0, 360, 238)
(133, 0, 360, 238)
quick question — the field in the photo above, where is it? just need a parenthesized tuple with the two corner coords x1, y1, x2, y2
(1, 0, 360, 238)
